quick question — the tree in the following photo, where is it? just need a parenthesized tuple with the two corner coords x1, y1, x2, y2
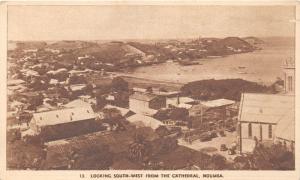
(67, 145, 113, 170)
(208, 154, 228, 170)
(169, 108, 189, 121)
(114, 91, 130, 108)
(111, 77, 129, 92)
(251, 143, 295, 170)
(102, 108, 122, 120)
(231, 143, 295, 170)
(158, 137, 178, 154)
(155, 126, 169, 138)
(7, 129, 21, 143)
(128, 134, 151, 162)
(153, 109, 170, 121)
(7, 140, 46, 170)
(23, 134, 45, 146)
(27, 93, 44, 110)
(102, 108, 126, 131)
(233, 155, 251, 170)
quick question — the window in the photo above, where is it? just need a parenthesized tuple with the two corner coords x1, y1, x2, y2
(268, 124, 272, 138)
(248, 123, 252, 138)
(288, 76, 293, 92)
(260, 125, 263, 141)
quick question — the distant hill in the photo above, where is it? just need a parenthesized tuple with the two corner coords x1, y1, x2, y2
(14, 41, 47, 50)
(242, 36, 264, 45)
(73, 41, 146, 64)
(127, 42, 172, 60)
(219, 37, 254, 49)
(46, 41, 98, 51)
(9, 36, 259, 70)
(204, 37, 256, 56)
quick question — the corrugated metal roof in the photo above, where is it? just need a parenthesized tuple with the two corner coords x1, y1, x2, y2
(239, 93, 294, 124)
(275, 108, 295, 141)
(63, 99, 92, 108)
(32, 106, 95, 127)
(104, 105, 131, 117)
(69, 84, 86, 91)
(130, 93, 158, 102)
(200, 98, 235, 108)
(126, 114, 163, 130)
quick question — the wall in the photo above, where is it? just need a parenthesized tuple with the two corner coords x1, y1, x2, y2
(240, 121, 276, 153)
(283, 67, 295, 94)
(149, 96, 166, 110)
(39, 118, 101, 141)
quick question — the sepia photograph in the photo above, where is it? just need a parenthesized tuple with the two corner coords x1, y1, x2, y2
(3, 2, 297, 174)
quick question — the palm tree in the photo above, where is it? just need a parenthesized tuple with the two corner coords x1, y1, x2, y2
(128, 134, 150, 162)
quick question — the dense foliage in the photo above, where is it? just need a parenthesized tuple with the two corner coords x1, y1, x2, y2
(181, 79, 273, 101)
(233, 144, 295, 170)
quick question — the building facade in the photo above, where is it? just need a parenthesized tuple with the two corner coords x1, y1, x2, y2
(28, 106, 99, 141)
(129, 93, 166, 115)
(238, 93, 295, 153)
(283, 59, 295, 94)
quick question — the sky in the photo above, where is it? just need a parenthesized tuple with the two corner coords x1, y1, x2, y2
(8, 5, 295, 41)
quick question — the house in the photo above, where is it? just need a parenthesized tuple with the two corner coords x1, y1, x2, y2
(62, 99, 92, 108)
(181, 98, 236, 129)
(166, 96, 195, 107)
(195, 98, 236, 117)
(28, 106, 99, 141)
(153, 90, 180, 98)
(129, 93, 166, 115)
(103, 104, 135, 118)
(132, 87, 180, 98)
(79, 95, 96, 105)
(126, 114, 164, 130)
(132, 87, 147, 93)
(238, 60, 295, 153)
(68, 84, 87, 97)
(237, 93, 295, 153)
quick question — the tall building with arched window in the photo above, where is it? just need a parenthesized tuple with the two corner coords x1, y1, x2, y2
(283, 59, 295, 94)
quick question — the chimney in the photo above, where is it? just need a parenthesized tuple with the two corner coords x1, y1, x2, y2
(177, 95, 180, 105)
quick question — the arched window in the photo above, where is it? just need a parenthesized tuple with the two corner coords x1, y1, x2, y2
(248, 123, 252, 138)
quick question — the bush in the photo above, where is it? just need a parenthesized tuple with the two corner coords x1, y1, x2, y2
(7, 140, 46, 170)
(111, 77, 129, 92)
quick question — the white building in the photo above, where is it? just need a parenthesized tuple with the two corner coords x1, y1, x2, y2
(238, 60, 295, 153)
(129, 93, 166, 115)
(29, 106, 96, 135)
(238, 93, 294, 153)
